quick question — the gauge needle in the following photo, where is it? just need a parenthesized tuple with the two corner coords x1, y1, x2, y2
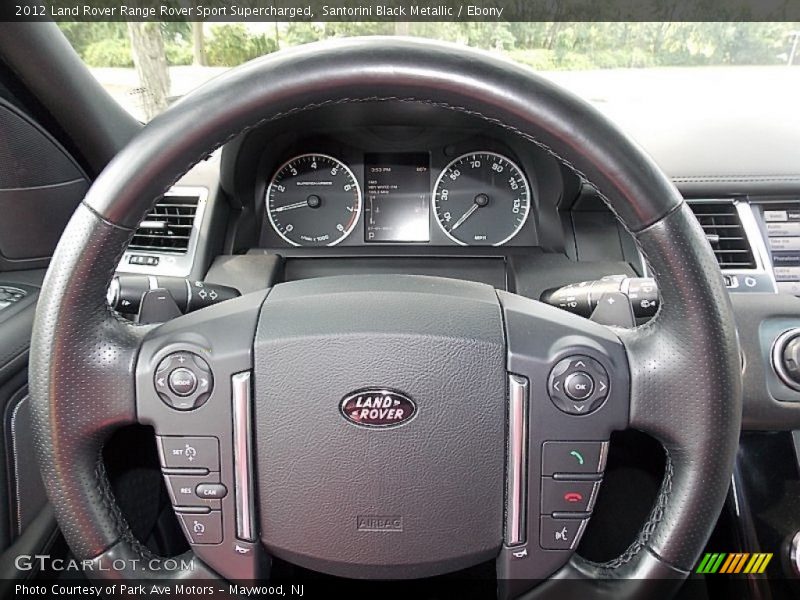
(273, 201, 310, 212)
(451, 203, 479, 230)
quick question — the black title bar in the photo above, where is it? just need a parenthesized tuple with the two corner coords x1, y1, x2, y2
(4, 0, 800, 22)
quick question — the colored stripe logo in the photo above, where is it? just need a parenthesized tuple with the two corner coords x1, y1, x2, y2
(696, 553, 772, 574)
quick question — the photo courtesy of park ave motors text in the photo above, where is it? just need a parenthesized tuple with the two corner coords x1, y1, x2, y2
(2, 0, 800, 597)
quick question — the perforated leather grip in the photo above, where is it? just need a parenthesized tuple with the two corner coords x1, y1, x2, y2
(29, 204, 142, 557)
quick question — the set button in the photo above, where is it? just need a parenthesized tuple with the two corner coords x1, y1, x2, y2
(158, 436, 220, 471)
(154, 352, 214, 410)
(548, 355, 609, 415)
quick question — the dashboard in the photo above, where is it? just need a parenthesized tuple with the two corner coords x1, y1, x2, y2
(115, 99, 800, 304)
(109, 97, 800, 439)
(118, 100, 800, 305)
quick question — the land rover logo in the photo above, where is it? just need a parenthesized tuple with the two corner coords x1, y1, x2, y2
(340, 389, 417, 428)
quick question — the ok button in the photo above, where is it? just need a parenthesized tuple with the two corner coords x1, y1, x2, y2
(564, 372, 594, 401)
(169, 367, 198, 397)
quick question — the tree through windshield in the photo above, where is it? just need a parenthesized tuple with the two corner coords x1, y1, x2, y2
(60, 21, 800, 121)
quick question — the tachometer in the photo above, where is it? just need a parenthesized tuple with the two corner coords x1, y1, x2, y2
(432, 151, 530, 246)
(266, 154, 362, 246)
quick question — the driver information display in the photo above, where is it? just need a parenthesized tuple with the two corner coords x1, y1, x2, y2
(364, 153, 430, 242)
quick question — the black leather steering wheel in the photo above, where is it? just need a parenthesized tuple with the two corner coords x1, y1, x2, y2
(29, 38, 741, 598)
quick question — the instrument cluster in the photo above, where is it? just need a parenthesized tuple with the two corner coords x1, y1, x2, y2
(261, 145, 537, 248)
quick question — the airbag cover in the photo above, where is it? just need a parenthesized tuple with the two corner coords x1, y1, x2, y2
(253, 275, 506, 578)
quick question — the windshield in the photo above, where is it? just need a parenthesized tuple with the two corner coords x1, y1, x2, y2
(61, 22, 800, 122)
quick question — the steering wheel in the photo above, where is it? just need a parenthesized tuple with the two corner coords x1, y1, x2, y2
(29, 38, 741, 598)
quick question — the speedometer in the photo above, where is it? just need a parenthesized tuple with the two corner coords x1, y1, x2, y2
(266, 154, 362, 246)
(432, 151, 530, 246)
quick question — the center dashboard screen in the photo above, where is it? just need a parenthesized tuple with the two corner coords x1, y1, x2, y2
(364, 153, 430, 242)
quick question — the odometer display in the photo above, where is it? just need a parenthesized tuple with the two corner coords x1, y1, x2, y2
(267, 154, 362, 246)
(433, 152, 530, 246)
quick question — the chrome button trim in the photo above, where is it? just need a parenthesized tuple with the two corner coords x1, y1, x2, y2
(232, 371, 256, 541)
(506, 375, 529, 546)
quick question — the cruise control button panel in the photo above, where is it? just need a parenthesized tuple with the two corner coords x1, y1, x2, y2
(155, 352, 213, 410)
(548, 356, 609, 415)
(158, 436, 224, 545)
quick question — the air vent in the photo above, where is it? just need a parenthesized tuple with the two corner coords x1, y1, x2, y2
(128, 193, 199, 254)
(688, 201, 756, 270)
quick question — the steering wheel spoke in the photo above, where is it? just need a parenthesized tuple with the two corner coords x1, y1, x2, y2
(496, 291, 630, 594)
(135, 290, 270, 580)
